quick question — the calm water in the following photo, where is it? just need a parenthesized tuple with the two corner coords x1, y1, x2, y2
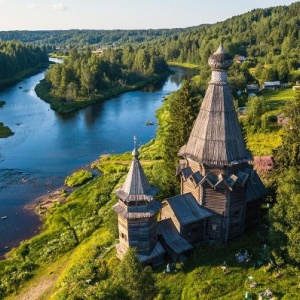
(0, 65, 196, 255)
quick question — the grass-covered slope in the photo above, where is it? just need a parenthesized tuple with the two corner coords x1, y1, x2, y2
(1, 86, 298, 299)
(3, 152, 299, 300)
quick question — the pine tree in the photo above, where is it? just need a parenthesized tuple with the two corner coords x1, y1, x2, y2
(115, 248, 157, 300)
(273, 91, 300, 168)
(269, 91, 300, 265)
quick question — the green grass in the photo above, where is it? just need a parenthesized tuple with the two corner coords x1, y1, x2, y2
(1, 87, 299, 299)
(168, 61, 200, 69)
(64, 169, 93, 187)
(246, 129, 283, 156)
(261, 88, 296, 115)
(1, 152, 299, 299)
(243, 88, 296, 156)
(154, 230, 299, 299)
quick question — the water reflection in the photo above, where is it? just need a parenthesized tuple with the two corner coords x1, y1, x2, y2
(0, 65, 197, 255)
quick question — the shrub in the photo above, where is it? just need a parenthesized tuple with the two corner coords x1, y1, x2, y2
(65, 169, 93, 187)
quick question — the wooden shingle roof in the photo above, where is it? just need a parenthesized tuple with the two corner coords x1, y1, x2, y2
(138, 242, 165, 263)
(244, 168, 268, 202)
(181, 45, 252, 166)
(113, 201, 162, 219)
(115, 141, 158, 202)
(165, 193, 213, 225)
(158, 219, 193, 254)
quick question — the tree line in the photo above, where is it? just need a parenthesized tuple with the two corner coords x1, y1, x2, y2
(0, 28, 189, 51)
(1, 3, 298, 88)
(44, 45, 169, 101)
(149, 2, 299, 85)
(0, 41, 48, 88)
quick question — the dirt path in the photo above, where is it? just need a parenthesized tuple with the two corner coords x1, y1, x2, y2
(11, 271, 59, 300)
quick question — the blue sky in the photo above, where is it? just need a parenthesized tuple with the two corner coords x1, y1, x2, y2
(0, 0, 297, 31)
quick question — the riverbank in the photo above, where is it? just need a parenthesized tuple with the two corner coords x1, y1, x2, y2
(0, 101, 14, 138)
(168, 61, 200, 69)
(0, 64, 186, 258)
(2, 150, 299, 300)
(0, 62, 49, 91)
(35, 71, 172, 114)
(0, 62, 48, 138)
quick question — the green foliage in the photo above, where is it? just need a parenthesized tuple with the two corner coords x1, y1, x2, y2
(273, 91, 300, 168)
(0, 41, 48, 89)
(43, 46, 169, 103)
(154, 232, 300, 299)
(1, 148, 300, 299)
(0, 260, 38, 297)
(115, 248, 158, 300)
(50, 229, 115, 299)
(269, 167, 300, 265)
(152, 2, 299, 85)
(0, 101, 14, 138)
(151, 80, 202, 197)
(0, 122, 14, 138)
(64, 169, 93, 187)
(0, 28, 188, 50)
(0, 158, 127, 299)
(246, 131, 282, 156)
(268, 92, 300, 266)
(244, 96, 269, 133)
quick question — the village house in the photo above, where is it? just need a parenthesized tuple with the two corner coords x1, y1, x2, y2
(113, 45, 267, 266)
(246, 84, 259, 94)
(235, 55, 246, 63)
(263, 81, 281, 89)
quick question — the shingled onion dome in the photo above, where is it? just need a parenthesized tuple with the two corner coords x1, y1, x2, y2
(208, 43, 233, 70)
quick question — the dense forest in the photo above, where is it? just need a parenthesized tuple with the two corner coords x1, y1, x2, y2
(36, 3, 300, 112)
(150, 2, 300, 87)
(45, 46, 168, 99)
(0, 41, 48, 88)
(0, 3, 298, 88)
(37, 45, 169, 112)
(0, 28, 190, 50)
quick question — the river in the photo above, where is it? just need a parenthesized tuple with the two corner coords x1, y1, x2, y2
(0, 65, 197, 256)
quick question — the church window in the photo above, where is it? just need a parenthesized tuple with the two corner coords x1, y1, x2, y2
(211, 224, 218, 231)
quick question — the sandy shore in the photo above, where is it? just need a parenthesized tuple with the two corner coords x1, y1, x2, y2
(26, 188, 69, 214)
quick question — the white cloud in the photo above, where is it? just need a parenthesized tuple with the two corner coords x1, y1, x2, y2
(27, 4, 38, 9)
(53, 3, 67, 11)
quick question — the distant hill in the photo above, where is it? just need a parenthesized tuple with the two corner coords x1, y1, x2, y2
(0, 2, 298, 85)
(0, 28, 192, 49)
(150, 2, 299, 65)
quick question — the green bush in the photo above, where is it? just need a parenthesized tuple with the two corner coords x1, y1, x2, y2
(0, 122, 14, 138)
(65, 169, 93, 187)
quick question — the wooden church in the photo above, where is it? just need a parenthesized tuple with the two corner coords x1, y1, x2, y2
(113, 45, 267, 265)
(113, 137, 165, 266)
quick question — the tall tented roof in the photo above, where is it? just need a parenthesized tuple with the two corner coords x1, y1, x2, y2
(182, 45, 252, 166)
(115, 137, 158, 202)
